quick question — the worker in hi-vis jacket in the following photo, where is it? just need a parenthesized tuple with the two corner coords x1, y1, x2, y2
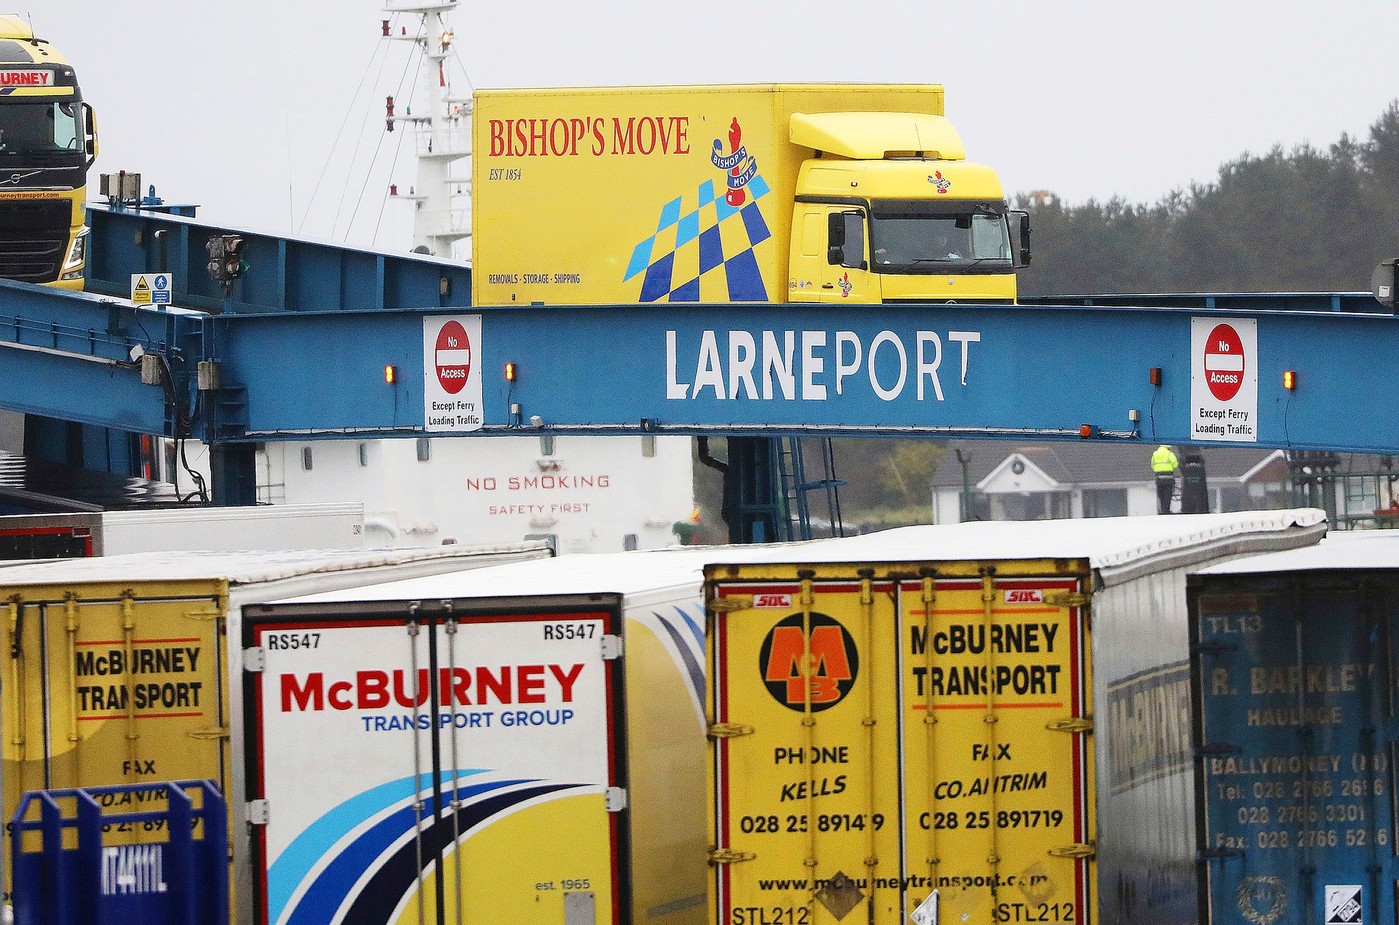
(1152, 444, 1179, 515)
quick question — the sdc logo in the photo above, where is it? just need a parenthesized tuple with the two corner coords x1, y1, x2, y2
(758, 613, 858, 711)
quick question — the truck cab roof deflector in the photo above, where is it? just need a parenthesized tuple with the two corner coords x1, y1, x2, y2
(789, 111, 966, 160)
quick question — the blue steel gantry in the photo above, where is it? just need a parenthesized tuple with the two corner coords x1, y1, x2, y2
(1, 204, 1396, 533)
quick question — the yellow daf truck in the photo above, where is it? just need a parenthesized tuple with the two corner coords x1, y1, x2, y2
(0, 16, 97, 290)
(472, 84, 1028, 306)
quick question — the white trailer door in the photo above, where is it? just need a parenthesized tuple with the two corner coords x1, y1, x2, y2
(248, 602, 623, 925)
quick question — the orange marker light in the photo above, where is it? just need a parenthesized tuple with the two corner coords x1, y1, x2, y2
(1079, 424, 1093, 438)
(1283, 370, 1297, 390)
(384, 364, 397, 384)
(505, 362, 517, 382)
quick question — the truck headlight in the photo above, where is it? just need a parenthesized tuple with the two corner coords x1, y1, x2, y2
(62, 228, 89, 271)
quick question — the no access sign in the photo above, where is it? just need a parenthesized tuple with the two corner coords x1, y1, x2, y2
(1191, 317, 1257, 442)
(434, 320, 472, 394)
(422, 315, 483, 432)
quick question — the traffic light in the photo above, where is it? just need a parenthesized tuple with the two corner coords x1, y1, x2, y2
(205, 234, 248, 298)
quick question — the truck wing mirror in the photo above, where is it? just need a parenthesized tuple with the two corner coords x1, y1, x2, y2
(1012, 210, 1032, 267)
(83, 102, 98, 167)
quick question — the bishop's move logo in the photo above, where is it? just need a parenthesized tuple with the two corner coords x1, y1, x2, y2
(712, 117, 758, 207)
(758, 613, 858, 711)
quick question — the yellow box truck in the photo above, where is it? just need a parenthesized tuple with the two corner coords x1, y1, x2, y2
(472, 84, 1028, 307)
(703, 512, 1327, 925)
(0, 542, 552, 916)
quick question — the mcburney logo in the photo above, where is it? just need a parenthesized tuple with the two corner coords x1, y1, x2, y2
(758, 613, 859, 711)
(929, 171, 951, 194)
(0, 70, 53, 87)
(278, 663, 588, 732)
(712, 117, 758, 207)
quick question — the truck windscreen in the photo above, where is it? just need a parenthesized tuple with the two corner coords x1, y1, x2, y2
(869, 202, 1011, 273)
(0, 100, 81, 158)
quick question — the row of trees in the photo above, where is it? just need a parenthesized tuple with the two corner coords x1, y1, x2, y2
(1018, 102, 1399, 296)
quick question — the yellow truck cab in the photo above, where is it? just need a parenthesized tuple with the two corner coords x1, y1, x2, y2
(788, 112, 1027, 303)
(0, 16, 98, 289)
(472, 84, 1028, 307)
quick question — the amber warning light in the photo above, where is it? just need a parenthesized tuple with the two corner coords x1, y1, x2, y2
(1283, 370, 1297, 391)
(384, 365, 397, 384)
(505, 362, 517, 382)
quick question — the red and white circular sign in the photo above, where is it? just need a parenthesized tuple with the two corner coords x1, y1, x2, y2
(434, 320, 472, 395)
(1204, 322, 1245, 402)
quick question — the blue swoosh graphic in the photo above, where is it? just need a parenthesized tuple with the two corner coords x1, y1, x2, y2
(284, 779, 578, 925)
(269, 769, 485, 924)
(673, 602, 704, 648)
(656, 605, 706, 708)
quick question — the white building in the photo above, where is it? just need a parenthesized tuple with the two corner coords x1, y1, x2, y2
(929, 442, 1294, 523)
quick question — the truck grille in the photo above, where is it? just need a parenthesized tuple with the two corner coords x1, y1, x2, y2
(0, 199, 71, 283)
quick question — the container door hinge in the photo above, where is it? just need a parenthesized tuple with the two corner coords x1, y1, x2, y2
(184, 604, 223, 622)
(1045, 591, 1089, 608)
(605, 787, 628, 812)
(709, 849, 756, 864)
(710, 596, 752, 613)
(1198, 846, 1245, 861)
(1048, 843, 1095, 859)
(188, 726, 230, 741)
(247, 799, 270, 825)
(708, 722, 755, 740)
(243, 647, 265, 672)
(601, 635, 623, 660)
(1045, 716, 1093, 735)
(1196, 742, 1242, 757)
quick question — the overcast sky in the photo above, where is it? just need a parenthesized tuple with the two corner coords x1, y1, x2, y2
(33, 0, 1399, 253)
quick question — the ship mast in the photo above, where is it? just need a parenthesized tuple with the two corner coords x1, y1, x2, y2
(384, 1, 471, 262)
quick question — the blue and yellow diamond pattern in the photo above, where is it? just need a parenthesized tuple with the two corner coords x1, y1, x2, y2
(623, 175, 772, 302)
